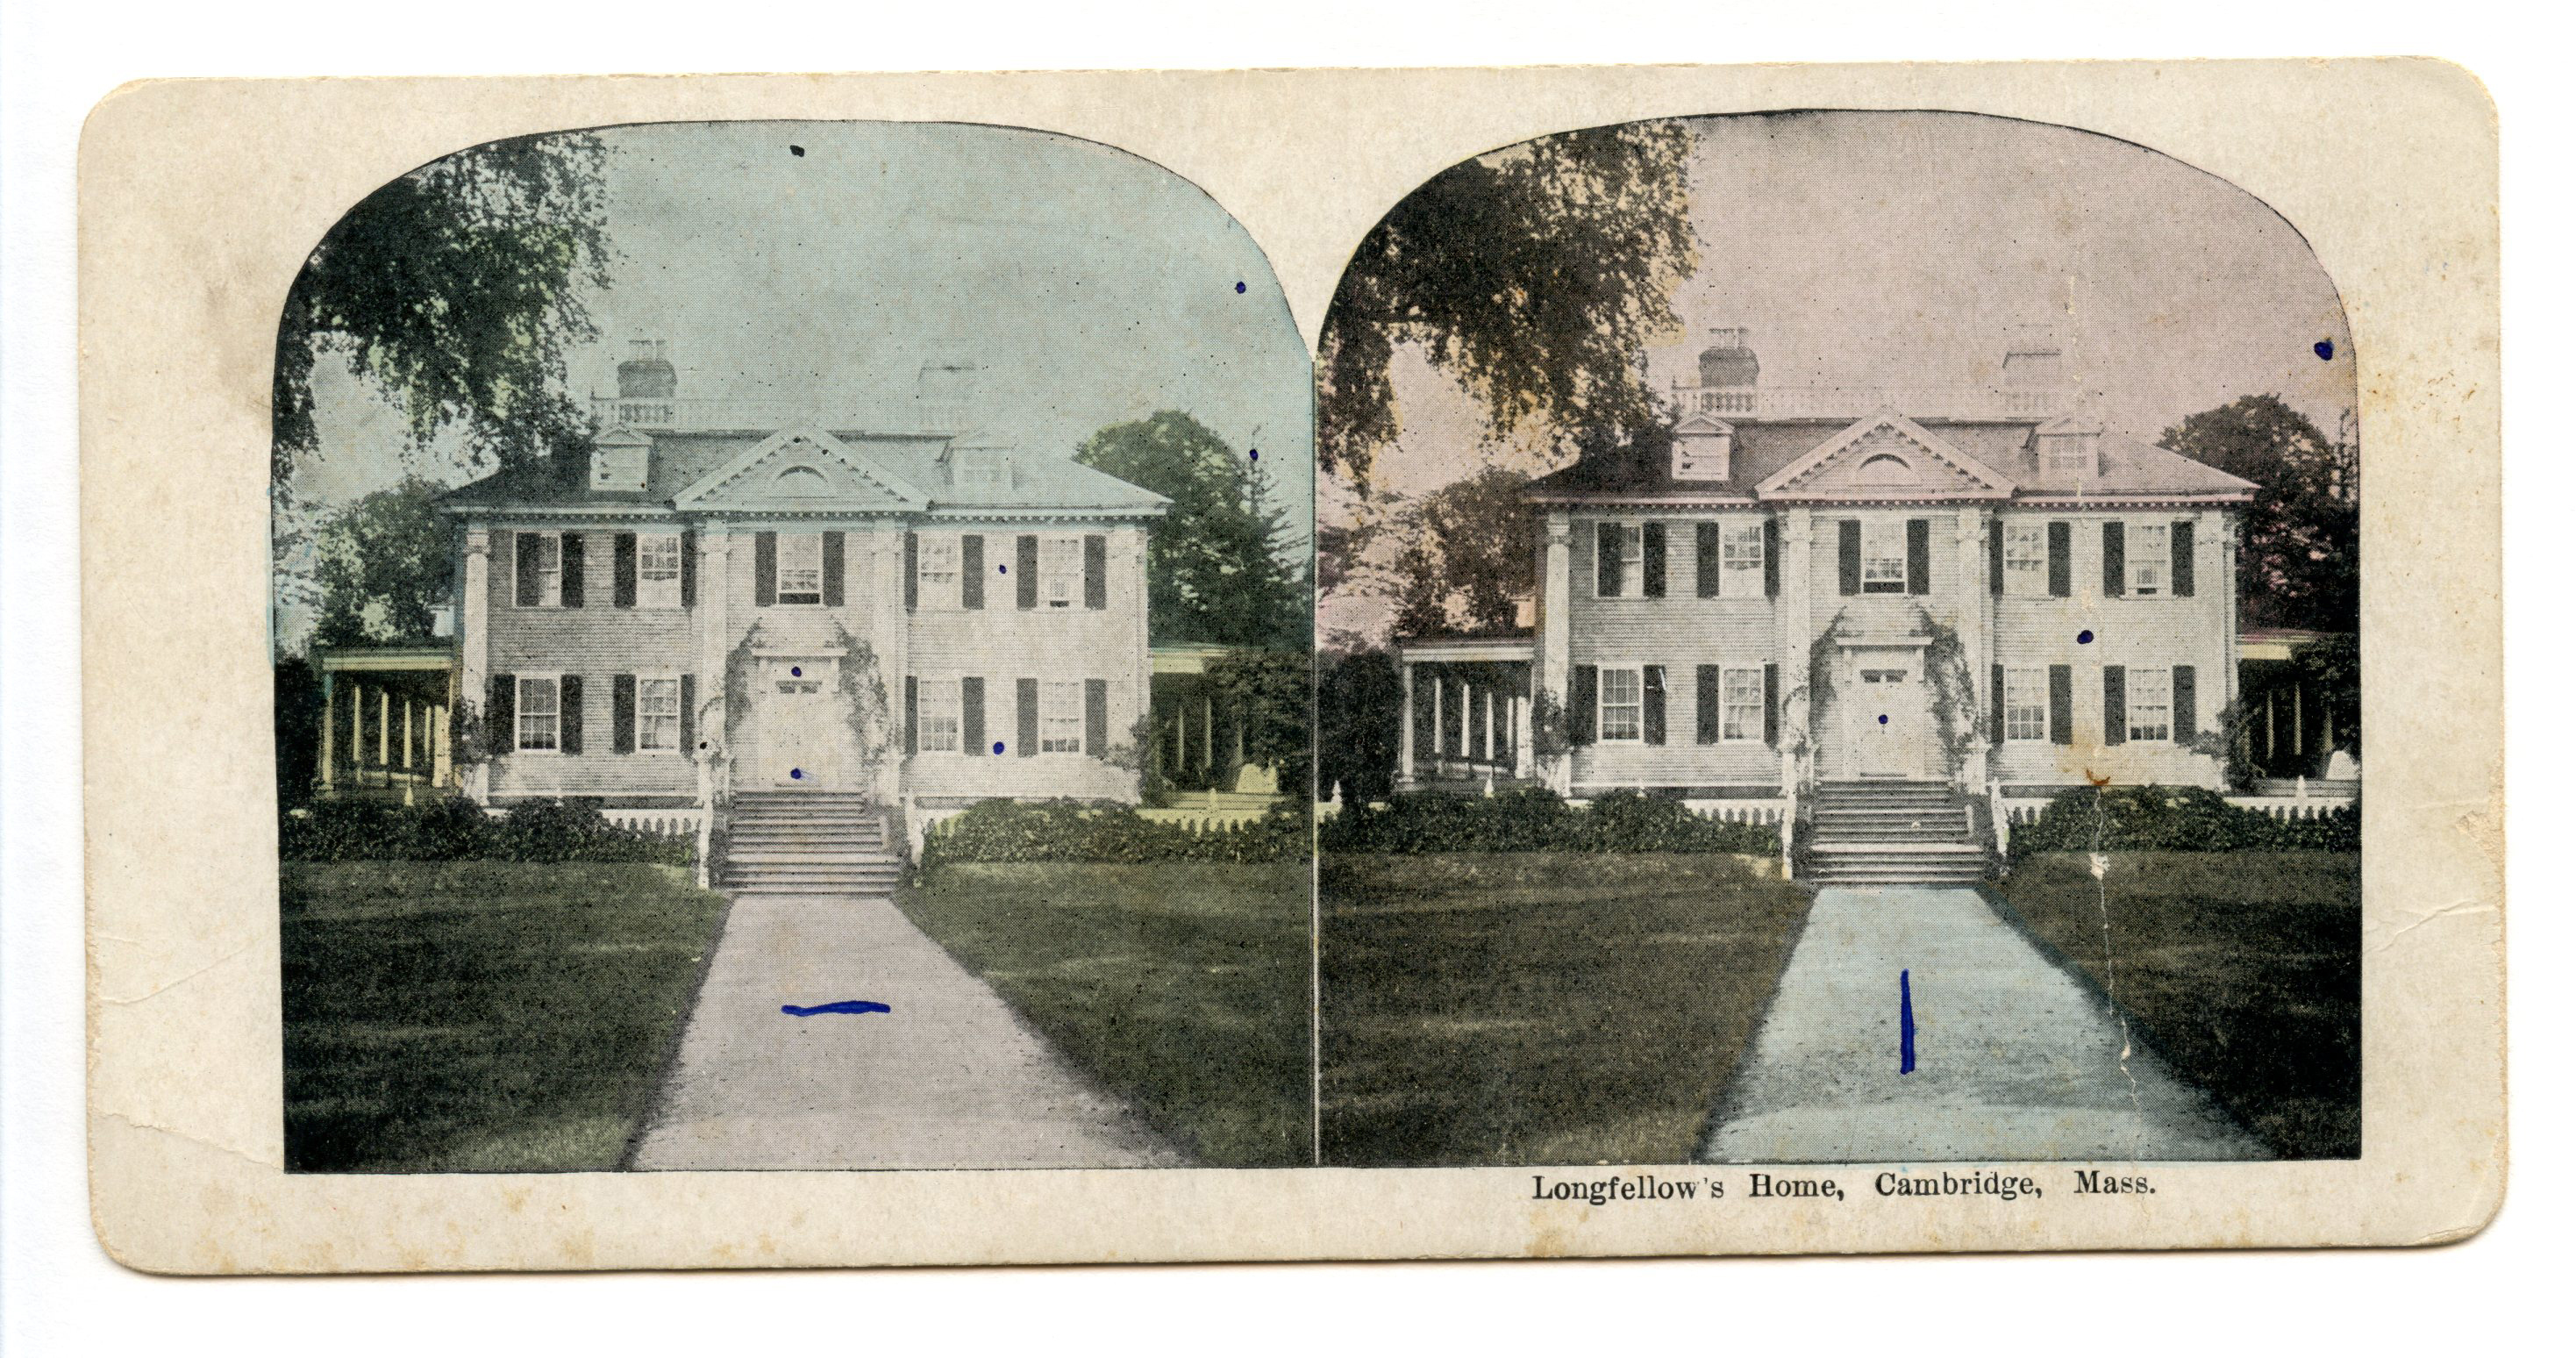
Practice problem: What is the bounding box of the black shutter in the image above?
[680,530,697,608]
[961,677,986,755]
[1837,519,1861,596]
[2048,664,2073,746]
[754,532,778,606]
[613,532,638,608]
[1569,665,1598,745]
[1906,518,1930,596]
[2173,666,2197,743]
[822,531,846,607]
[1595,523,1623,597]
[2102,522,2126,597]
[1695,665,1721,745]
[961,534,984,610]
[2102,665,2127,746]
[2047,522,2072,597]
[1763,516,1780,597]
[1642,666,1666,746]
[515,532,541,607]
[1085,678,1108,755]
[2172,519,2196,597]
[1084,535,1108,610]
[612,674,636,754]
[1989,518,2004,596]
[1017,535,1038,610]
[559,675,584,754]
[1696,523,1722,597]
[903,531,919,611]
[1017,677,1038,756]
[1764,663,1780,747]
[489,673,517,749]
[560,532,585,608]
[1642,524,1666,599]
[1991,665,2006,747]
[905,675,918,755]
[679,674,696,754]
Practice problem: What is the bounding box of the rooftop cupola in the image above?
[617,339,677,399]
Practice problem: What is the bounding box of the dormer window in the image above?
[953,450,1011,491]
[1670,418,1734,482]
[589,434,652,492]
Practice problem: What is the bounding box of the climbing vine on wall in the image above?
[1788,611,1852,761]
[1916,608,1980,778]
[718,619,766,756]
[827,622,896,771]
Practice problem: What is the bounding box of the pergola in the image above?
[316,644,459,803]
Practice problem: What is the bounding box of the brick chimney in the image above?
[617,340,676,399]
[2001,323,2065,396]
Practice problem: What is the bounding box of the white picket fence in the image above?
[602,807,707,839]
[1997,782,2356,828]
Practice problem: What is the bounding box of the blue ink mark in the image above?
[1234,281,1246,294]
[997,563,1007,574]
[791,665,803,676]
[1900,969,1916,1074]
[1248,447,1259,462]
[1878,713,1888,725]
[790,768,803,780]
[781,1000,890,1018]
[992,740,1005,754]
[2077,629,2094,645]
[2315,340,2334,361]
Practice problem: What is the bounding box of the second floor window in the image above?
[2003,521,2048,597]
[2128,668,2173,742]
[918,535,960,609]
[1598,667,1643,741]
[917,678,961,753]
[1041,680,1083,752]
[1722,522,1764,591]
[2128,523,2169,597]
[1597,523,1645,597]
[517,675,560,752]
[776,533,823,604]
[1041,536,1082,609]
[639,532,682,609]
[2003,668,2048,741]
[639,676,681,751]
[522,533,562,607]
[1861,520,1907,594]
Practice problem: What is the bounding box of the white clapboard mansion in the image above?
[1393,327,2266,883]
[430,345,1167,885]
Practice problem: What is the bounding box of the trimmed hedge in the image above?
[1318,788,1782,856]
[281,797,694,865]
[919,797,1310,870]
[2008,785,2358,861]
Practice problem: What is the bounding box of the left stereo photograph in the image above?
[269,119,1317,1173]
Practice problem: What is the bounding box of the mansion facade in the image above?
[1396,328,2259,804]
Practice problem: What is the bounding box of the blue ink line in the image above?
[781,1000,892,1018]
[1900,969,1916,1074]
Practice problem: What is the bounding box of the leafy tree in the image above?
[2160,395,2359,632]
[1317,121,1698,489]
[311,477,453,647]
[1388,542,1449,639]
[1396,467,1538,633]
[1075,411,1309,651]
[1317,647,1402,804]
[274,132,615,482]
[2292,633,2362,758]
[1203,652,1315,797]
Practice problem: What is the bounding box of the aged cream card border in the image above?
[82,60,2501,1271]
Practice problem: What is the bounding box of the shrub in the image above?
[2007,784,2358,862]
[919,798,1310,872]
[1317,787,1781,856]
[280,797,692,865]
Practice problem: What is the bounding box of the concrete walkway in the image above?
[632,894,1181,1170]
[1699,886,2267,1163]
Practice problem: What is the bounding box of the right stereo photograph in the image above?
[1313,109,2360,1169]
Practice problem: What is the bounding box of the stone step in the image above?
[724,871,904,889]
[1809,840,1983,854]
[726,851,899,864]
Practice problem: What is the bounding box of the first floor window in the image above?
[1861,519,1907,593]
[2128,523,2169,597]
[2127,668,2173,743]
[639,532,682,609]
[1041,680,1083,752]
[1041,536,1082,609]
[2004,668,2048,742]
[1721,667,1763,742]
[517,675,560,751]
[1722,521,1765,591]
[776,532,823,604]
[918,534,960,608]
[918,678,961,752]
[2003,521,2048,597]
[1599,668,1643,741]
[639,676,680,751]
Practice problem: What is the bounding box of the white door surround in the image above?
[756,654,847,789]
[1844,644,1931,780]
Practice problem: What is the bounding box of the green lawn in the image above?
[893,861,1312,1168]
[1322,853,1811,1167]
[1990,851,2362,1159]
[282,861,728,1173]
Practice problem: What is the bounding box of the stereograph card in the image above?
[79,60,2501,1270]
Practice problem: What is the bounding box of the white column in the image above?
[2216,509,2240,711]
[432,704,451,789]
[1398,658,1416,785]
[1483,682,1497,765]
[1780,508,1815,786]
[460,526,490,803]
[871,525,909,807]
[403,697,416,770]
[696,527,732,802]
[378,688,390,769]
[318,669,336,791]
[1539,515,1572,747]
[1430,668,1444,772]
[1513,690,1532,779]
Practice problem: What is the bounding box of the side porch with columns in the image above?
[1393,633,1537,792]
[314,644,460,804]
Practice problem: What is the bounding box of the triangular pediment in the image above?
[1755,408,2016,501]
[1673,411,1735,436]
[674,427,930,511]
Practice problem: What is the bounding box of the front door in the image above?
[1852,653,1930,778]
[761,657,842,788]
